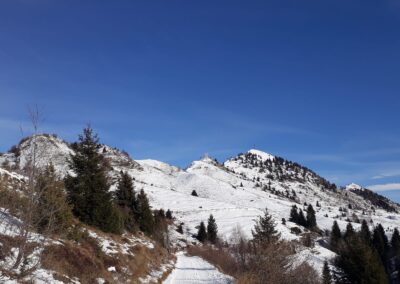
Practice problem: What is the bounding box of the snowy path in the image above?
[163,252,233,284]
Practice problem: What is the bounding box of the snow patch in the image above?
[248,149,275,161]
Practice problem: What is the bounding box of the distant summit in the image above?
[247,149,275,161]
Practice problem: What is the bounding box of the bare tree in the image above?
[0,106,71,279]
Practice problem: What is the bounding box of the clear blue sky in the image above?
[1,1,400,201]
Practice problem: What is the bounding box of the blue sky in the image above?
[1,1,400,200]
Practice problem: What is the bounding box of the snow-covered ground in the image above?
[2,134,400,275]
[163,252,233,284]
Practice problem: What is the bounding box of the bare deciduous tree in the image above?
[0,106,71,279]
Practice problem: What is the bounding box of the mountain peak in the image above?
[247,149,275,161]
[346,183,363,190]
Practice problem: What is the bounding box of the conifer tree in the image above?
[344,223,355,240]
[177,223,184,234]
[197,221,207,242]
[252,208,280,245]
[191,190,198,197]
[65,126,122,234]
[166,209,173,219]
[115,171,136,231]
[289,205,299,223]
[322,260,332,284]
[330,221,341,251]
[360,220,371,244]
[334,234,388,284]
[135,189,155,235]
[391,228,400,257]
[306,204,317,229]
[157,209,165,218]
[115,171,135,209]
[207,214,218,244]
[372,224,389,265]
[298,209,307,227]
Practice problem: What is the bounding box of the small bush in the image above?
[290,227,302,235]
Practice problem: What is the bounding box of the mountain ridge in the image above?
[1,133,400,274]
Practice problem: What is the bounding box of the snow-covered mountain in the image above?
[1,134,400,272]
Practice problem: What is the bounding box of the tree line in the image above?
[65,126,173,239]
[326,219,400,283]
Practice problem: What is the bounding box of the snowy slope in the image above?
[0,134,74,176]
[2,134,400,271]
[163,252,233,284]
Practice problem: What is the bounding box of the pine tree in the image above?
[115,171,136,231]
[372,224,389,265]
[330,221,341,251]
[289,205,299,223]
[306,204,317,229]
[191,190,198,197]
[207,215,218,244]
[115,171,135,209]
[344,223,355,240]
[298,209,307,227]
[157,209,165,218]
[252,208,280,245]
[65,126,122,234]
[334,233,388,284]
[322,260,332,284]
[135,189,155,235]
[391,228,400,283]
[177,223,184,234]
[391,228,400,257]
[166,209,173,219]
[360,220,371,244]
[197,221,207,242]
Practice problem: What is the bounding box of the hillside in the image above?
[1,134,400,281]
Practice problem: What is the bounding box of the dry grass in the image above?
[41,239,112,283]
[41,229,172,284]
[0,234,39,279]
[187,245,239,276]
[187,241,321,284]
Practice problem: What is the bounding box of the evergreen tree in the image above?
[344,223,355,240]
[289,205,299,223]
[166,209,173,219]
[135,189,155,235]
[391,228,400,257]
[115,171,135,209]
[252,208,280,245]
[360,220,372,244]
[306,204,317,229]
[115,171,136,231]
[298,209,307,227]
[65,126,122,234]
[207,214,218,244]
[156,209,165,218]
[334,234,388,284]
[322,260,332,284]
[391,228,400,283]
[330,221,342,251]
[177,223,184,234]
[191,190,198,197]
[197,221,207,242]
[372,224,389,266]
